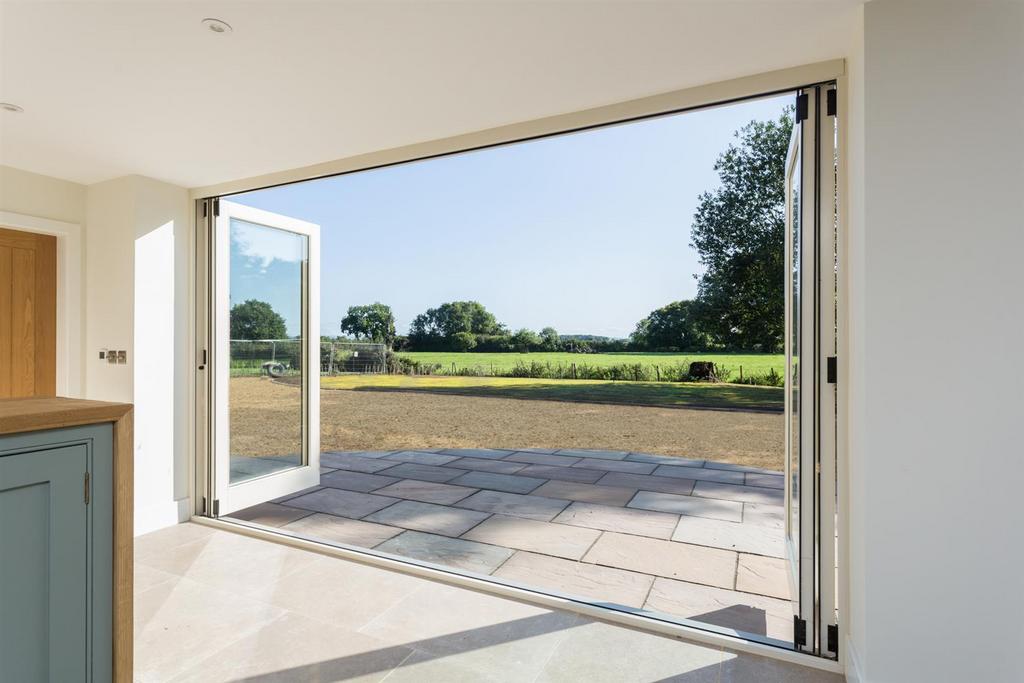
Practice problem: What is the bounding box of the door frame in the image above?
[188,60,848,668]
[0,211,83,397]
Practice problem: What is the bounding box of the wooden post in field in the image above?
[739,366,743,382]
[452,362,456,375]
[656,365,661,382]
[572,363,577,379]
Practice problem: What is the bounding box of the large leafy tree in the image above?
[689,110,792,352]
[230,299,287,340]
[631,300,711,351]
[409,301,505,345]
[340,302,396,348]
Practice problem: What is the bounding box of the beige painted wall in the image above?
[0,165,86,225]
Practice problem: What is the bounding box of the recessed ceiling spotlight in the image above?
[0,103,24,113]
[201,18,232,34]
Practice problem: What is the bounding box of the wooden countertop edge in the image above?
[0,397,134,436]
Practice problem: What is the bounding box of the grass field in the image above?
[396,351,783,377]
[320,374,783,412]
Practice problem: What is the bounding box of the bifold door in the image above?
[784,84,839,658]
[199,199,321,515]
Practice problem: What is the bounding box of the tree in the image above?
[340,303,396,348]
[631,300,711,351]
[689,109,792,352]
[451,331,477,352]
[539,327,560,350]
[409,301,505,347]
[511,328,540,351]
[230,299,287,340]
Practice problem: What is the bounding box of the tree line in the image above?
[232,110,791,354]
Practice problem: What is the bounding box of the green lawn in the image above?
[396,351,783,378]
[321,374,783,412]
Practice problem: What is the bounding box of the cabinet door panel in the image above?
[0,444,89,681]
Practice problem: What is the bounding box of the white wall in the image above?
[84,175,192,535]
[847,2,1024,681]
[0,165,86,225]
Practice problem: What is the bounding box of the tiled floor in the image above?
[229,448,793,642]
[134,523,843,682]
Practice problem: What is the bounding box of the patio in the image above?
[229,448,792,642]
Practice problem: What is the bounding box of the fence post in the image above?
[572,363,577,380]
[739,366,743,382]
[656,365,661,382]
[328,342,335,375]
[271,341,277,363]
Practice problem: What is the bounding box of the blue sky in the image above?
[230,94,791,339]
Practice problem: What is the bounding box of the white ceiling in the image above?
[0,1,860,189]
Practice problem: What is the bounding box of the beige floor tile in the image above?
[553,501,679,539]
[536,620,723,683]
[228,501,313,527]
[463,515,601,559]
[279,512,403,548]
[373,479,478,505]
[735,554,790,599]
[134,575,286,682]
[375,530,514,574]
[672,515,786,557]
[169,612,410,683]
[134,522,215,562]
[134,528,320,599]
[720,650,846,683]
[583,532,736,588]
[743,503,785,528]
[263,556,424,630]
[531,480,637,506]
[133,563,178,593]
[494,551,653,607]
[361,580,580,681]
[629,490,744,522]
[645,577,794,641]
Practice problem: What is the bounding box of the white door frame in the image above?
[0,211,83,397]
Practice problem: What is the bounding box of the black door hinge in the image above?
[794,616,807,649]
[827,624,839,656]
[202,202,207,218]
[826,89,837,117]
[795,93,809,122]
[212,198,220,217]
[827,356,838,384]
[212,499,220,517]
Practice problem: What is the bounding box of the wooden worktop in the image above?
[0,396,133,436]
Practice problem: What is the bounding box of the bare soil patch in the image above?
[230,377,783,470]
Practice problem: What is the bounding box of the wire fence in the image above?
[229,340,387,377]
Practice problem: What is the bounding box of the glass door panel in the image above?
[213,200,320,514]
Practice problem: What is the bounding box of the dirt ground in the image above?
[230,377,784,470]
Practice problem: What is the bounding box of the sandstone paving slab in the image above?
[373,479,478,505]
[455,490,570,522]
[376,530,514,574]
[745,473,785,490]
[530,480,637,507]
[653,464,746,484]
[494,551,654,608]
[570,458,656,474]
[279,513,403,548]
[503,451,582,467]
[282,488,399,520]
[703,461,782,475]
[555,449,629,461]
[442,457,528,475]
[515,464,607,484]
[644,577,794,641]
[553,502,679,540]
[582,532,736,589]
[375,462,467,483]
[319,470,400,493]
[742,503,785,529]
[449,470,547,494]
[438,448,514,460]
[626,452,705,467]
[319,452,398,473]
[463,515,601,560]
[672,515,786,558]
[365,500,491,537]
[383,450,459,466]
[628,491,743,523]
[322,450,394,459]
[229,502,312,527]
[693,481,784,506]
[597,472,696,496]
[735,553,790,599]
